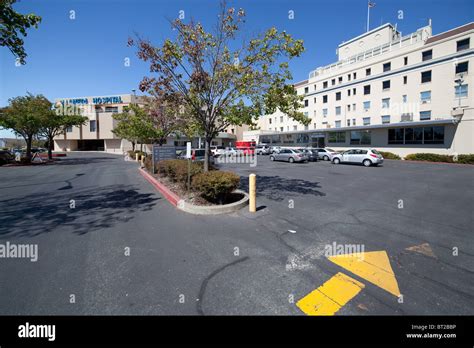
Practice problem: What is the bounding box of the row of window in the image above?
[303,37,470,95]
[66,120,97,133]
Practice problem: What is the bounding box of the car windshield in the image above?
[326,148,335,152]
[293,149,302,153]
[371,149,381,155]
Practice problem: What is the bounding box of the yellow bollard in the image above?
[135,153,139,161]
[141,155,145,166]
[249,173,256,213]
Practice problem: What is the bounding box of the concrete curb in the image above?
[139,168,249,214]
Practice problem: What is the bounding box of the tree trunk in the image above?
[47,136,53,160]
[204,134,212,172]
[25,136,33,162]
[140,143,143,151]
[132,141,136,152]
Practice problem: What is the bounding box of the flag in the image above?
[368,1,376,8]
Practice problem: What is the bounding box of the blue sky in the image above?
[1,0,473,137]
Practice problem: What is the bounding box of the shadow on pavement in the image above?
[239,175,326,201]
[55,156,118,166]
[0,184,159,238]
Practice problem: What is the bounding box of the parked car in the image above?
[300,148,319,162]
[222,147,238,156]
[332,148,384,167]
[0,150,14,165]
[314,148,339,161]
[191,149,215,164]
[270,148,308,163]
[210,146,225,157]
[270,146,281,154]
[256,144,271,155]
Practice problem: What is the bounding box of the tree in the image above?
[39,105,87,160]
[0,93,48,161]
[129,1,307,171]
[1,0,41,64]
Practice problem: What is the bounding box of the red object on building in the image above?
[235,140,256,155]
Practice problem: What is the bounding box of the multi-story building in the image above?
[245,21,474,156]
[54,93,236,152]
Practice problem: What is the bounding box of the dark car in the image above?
[0,150,14,165]
[300,148,319,162]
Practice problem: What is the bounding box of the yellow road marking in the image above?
[296,272,365,315]
[328,251,401,297]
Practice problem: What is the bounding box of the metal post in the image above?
[249,174,256,213]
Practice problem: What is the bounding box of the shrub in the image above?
[456,154,474,165]
[404,153,454,163]
[144,156,153,172]
[192,171,240,204]
[155,159,204,185]
[379,151,401,160]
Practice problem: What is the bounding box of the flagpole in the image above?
[367,1,370,32]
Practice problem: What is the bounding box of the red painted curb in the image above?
[139,168,181,206]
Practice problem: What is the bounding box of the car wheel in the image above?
[270,156,275,161]
[323,155,329,161]
[289,157,294,163]
[333,158,340,164]
[363,159,372,167]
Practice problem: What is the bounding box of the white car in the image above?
[210,146,225,157]
[332,148,384,167]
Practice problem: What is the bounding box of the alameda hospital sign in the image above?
[59,96,124,105]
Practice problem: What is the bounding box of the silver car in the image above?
[270,148,308,163]
[332,148,384,167]
[314,148,339,161]
[256,144,271,155]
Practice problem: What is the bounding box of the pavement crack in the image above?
[197,256,250,315]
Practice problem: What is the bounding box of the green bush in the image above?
[192,171,240,204]
[456,154,474,164]
[144,156,153,172]
[156,159,204,184]
[404,153,454,163]
[379,151,401,160]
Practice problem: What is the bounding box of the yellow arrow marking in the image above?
[296,272,365,315]
[328,250,401,297]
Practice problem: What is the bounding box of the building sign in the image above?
[152,145,176,173]
[59,96,124,105]
[310,132,326,138]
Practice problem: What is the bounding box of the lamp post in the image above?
[454,74,464,108]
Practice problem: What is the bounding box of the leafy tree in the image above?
[0,93,48,160]
[0,0,41,64]
[129,1,307,171]
[39,104,88,160]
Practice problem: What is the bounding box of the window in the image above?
[304,87,309,94]
[455,84,468,98]
[456,61,468,74]
[421,70,432,83]
[338,76,343,84]
[388,128,404,144]
[350,130,371,145]
[314,84,317,91]
[353,88,356,95]
[293,125,298,130]
[331,79,336,85]
[323,81,328,89]
[105,106,118,113]
[352,103,356,111]
[363,101,371,110]
[382,98,390,108]
[89,120,96,132]
[323,95,328,103]
[323,108,328,117]
[383,62,391,72]
[336,92,341,101]
[66,125,73,132]
[328,131,346,143]
[381,115,390,124]
[422,49,432,61]
[420,91,431,103]
[364,85,371,95]
[403,76,408,84]
[382,80,390,90]
[352,119,356,126]
[335,120,341,128]
[314,97,317,103]
[457,38,470,52]
[335,106,341,115]
[404,127,423,144]
[420,110,431,120]
[348,89,351,96]
[366,68,371,76]
[304,99,309,107]
[363,117,370,126]
[353,72,356,79]
[280,127,284,132]
[347,104,351,111]
[347,119,351,126]
[269,118,272,124]
[280,116,284,122]
[404,56,408,65]
[314,123,317,129]
[402,95,407,103]
[347,74,351,81]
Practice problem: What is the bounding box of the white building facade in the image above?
[245,21,474,157]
